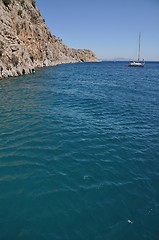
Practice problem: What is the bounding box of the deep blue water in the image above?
[0,61,159,240]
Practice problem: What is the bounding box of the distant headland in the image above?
[0,0,100,79]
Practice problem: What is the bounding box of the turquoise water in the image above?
[0,62,159,240]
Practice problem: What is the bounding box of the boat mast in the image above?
[138,32,141,62]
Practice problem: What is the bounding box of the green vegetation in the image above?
[21,0,25,6]
[16,23,20,35]
[0,40,4,48]
[0,40,5,57]
[32,0,36,8]
[18,9,23,17]
[2,0,11,7]
[31,11,38,23]
[11,54,19,67]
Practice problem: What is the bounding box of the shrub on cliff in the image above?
[21,0,25,6]
[18,9,23,17]
[11,54,19,67]
[0,40,4,49]
[0,40,5,57]
[32,0,36,8]
[2,0,11,7]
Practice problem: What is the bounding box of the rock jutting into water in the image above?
[0,0,100,79]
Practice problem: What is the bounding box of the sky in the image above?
[36,0,159,61]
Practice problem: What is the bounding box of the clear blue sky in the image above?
[36,0,159,61]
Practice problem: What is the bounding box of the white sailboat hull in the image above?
[128,61,144,67]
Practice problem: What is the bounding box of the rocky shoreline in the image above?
[0,0,100,79]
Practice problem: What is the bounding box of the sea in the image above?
[0,61,159,240]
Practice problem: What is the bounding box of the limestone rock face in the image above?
[0,0,100,79]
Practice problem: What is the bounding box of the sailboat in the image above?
[128,32,145,67]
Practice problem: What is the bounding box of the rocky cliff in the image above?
[0,0,100,79]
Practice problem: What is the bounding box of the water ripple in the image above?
[0,62,159,239]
